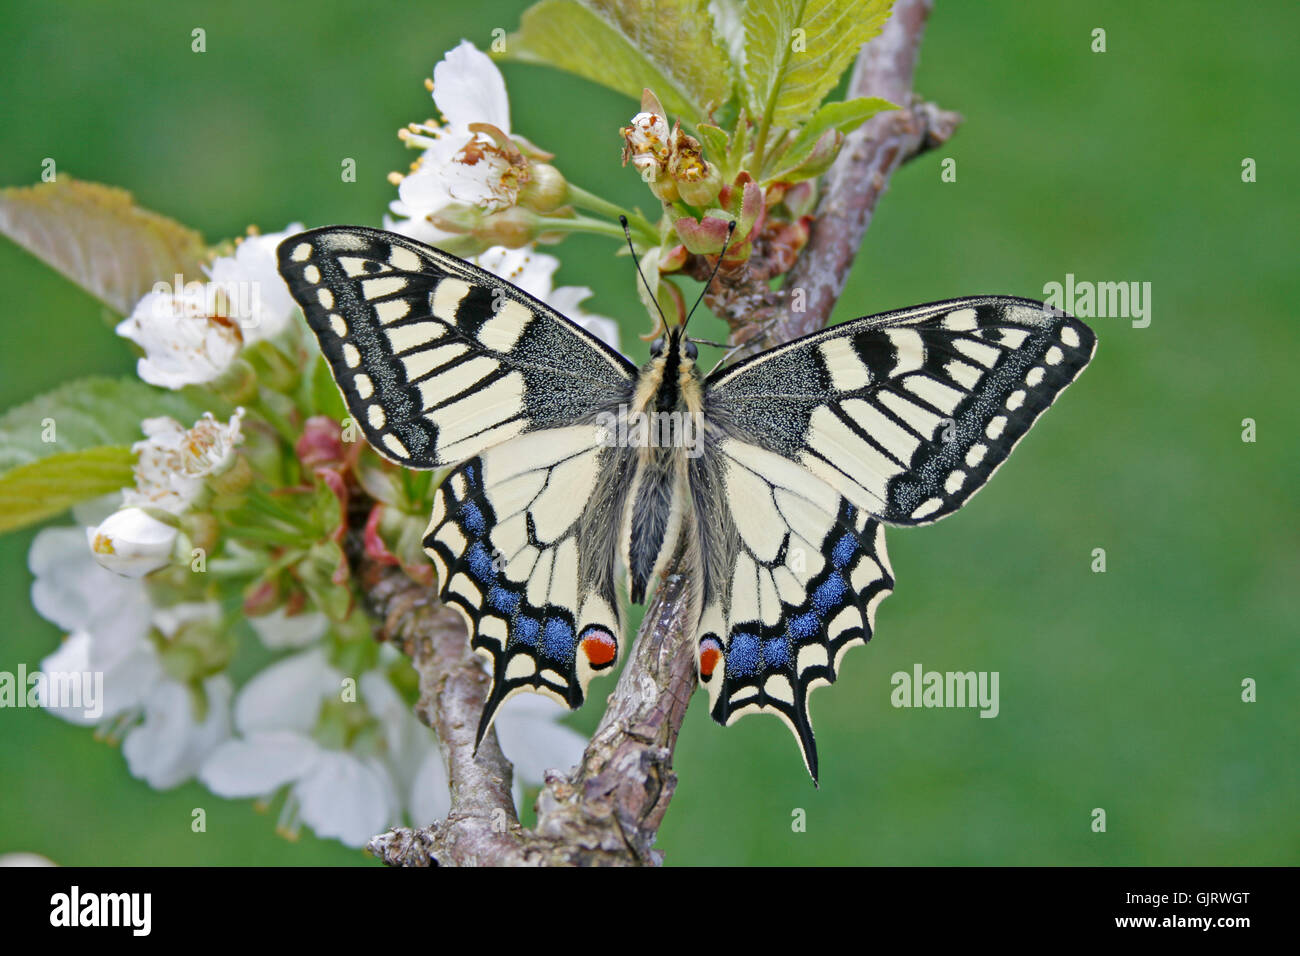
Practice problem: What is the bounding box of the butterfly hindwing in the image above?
[277,226,635,469]
[706,296,1096,525]
[691,438,894,781]
[423,425,629,742]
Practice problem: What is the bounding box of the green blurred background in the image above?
[0,0,1295,865]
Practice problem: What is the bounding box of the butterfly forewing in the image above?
[276,226,635,468]
[706,296,1097,525]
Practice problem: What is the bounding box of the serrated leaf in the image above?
[744,0,893,128]
[696,123,731,162]
[504,0,733,120]
[0,178,208,316]
[765,96,896,180]
[765,129,840,183]
[0,376,205,473]
[785,96,895,161]
[0,446,135,534]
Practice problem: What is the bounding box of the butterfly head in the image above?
[636,323,705,417]
[648,325,699,363]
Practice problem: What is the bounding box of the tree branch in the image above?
[367,0,953,867]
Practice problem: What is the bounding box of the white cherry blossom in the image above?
[31,528,232,786]
[123,410,245,515]
[388,41,522,243]
[117,224,302,389]
[86,507,177,578]
[116,285,242,389]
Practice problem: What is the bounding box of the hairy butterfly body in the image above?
[278,225,1096,782]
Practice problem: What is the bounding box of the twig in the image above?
[367,0,952,866]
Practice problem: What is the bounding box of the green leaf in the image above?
[0,377,205,473]
[784,96,895,162]
[744,0,893,129]
[696,123,731,162]
[765,95,897,180]
[504,0,734,120]
[0,177,208,317]
[0,446,135,534]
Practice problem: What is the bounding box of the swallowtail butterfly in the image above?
[278,226,1095,781]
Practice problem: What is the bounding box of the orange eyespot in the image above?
[699,640,723,679]
[580,629,617,668]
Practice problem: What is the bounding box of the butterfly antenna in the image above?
[683,221,737,329]
[620,215,668,331]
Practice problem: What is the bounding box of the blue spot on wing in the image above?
[466,542,495,582]
[727,633,760,677]
[788,612,820,640]
[762,637,791,668]
[488,586,519,614]
[512,616,540,647]
[543,617,575,659]
[813,573,847,613]
[461,501,486,536]
[831,532,857,569]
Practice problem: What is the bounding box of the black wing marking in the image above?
[277,225,635,468]
[706,297,1096,525]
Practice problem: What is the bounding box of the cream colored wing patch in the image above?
[277,226,635,469]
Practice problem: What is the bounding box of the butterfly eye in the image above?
[683,340,699,360]
[650,337,666,357]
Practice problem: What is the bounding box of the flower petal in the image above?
[406,746,451,825]
[248,608,330,650]
[494,694,587,785]
[294,752,398,848]
[28,527,152,660]
[86,508,177,578]
[473,245,558,301]
[433,40,510,132]
[234,647,337,735]
[199,730,320,796]
[122,675,232,789]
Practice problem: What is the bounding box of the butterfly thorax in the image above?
[620,330,706,604]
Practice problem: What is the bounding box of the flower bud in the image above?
[517,163,569,213]
[429,201,484,234]
[473,205,542,248]
[87,508,178,578]
[675,159,722,207]
[207,453,253,497]
[296,415,346,470]
[241,339,299,394]
[153,605,233,681]
[211,357,259,405]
